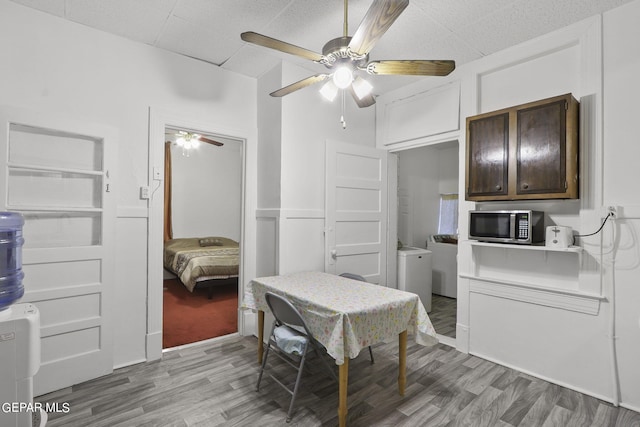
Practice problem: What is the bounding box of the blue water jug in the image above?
[0,212,25,311]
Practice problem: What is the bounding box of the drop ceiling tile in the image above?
[221,45,284,78]
[65,0,178,45]
[172,0,289,37]
[156,15,243,65]
[9,0,65,17]
[524,0,635,24]
[413,0,514,32]
[264,0,372,54]
[456,0,634,56]
[365,3,453,60]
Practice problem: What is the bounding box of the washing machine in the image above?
[397,247,432,312]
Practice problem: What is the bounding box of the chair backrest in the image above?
[339,272,367,282]
[265,292,312,334]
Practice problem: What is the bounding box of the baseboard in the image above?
[469,350,615,405]
[436,334,456,348]
[162,333,241,353]
[620,401,640,414]
[113,358,146,370]
[242,309,257,337]
[146,331,162,361]
[456,323,469,353]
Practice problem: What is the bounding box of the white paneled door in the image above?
[325,140,388,285]
[0,108,116,396]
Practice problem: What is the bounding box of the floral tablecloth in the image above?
[244,271,438,365]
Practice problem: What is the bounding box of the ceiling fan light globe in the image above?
[333,66,353,89]
[319,80,339,101]
[352,77,373,99]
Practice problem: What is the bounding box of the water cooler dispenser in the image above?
[0,212,43,427]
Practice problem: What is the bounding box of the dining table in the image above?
[244,271,438,427]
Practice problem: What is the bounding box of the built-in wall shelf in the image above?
[464,239,598,313]
[469,240,582,253]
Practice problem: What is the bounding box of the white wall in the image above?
[603,0,640,409]
[257,62,376,276]
[0,1,256,368]
[170,140,242,241]
[458,14,614,405]
[257,64,283,211]
[377,1,640,412]
[279,62,377,211]
[397,143,459,248]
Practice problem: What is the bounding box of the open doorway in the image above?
[162,127,242,348]
[396,141,459,341]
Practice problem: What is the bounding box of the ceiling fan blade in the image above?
[270,74,330,97]
[348,84,376,108]
[366,60,455,76]
[241,31,325,62]
[348,0,409,56]
[197,136,224,146]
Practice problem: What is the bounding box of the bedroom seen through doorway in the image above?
[162,127,243,348]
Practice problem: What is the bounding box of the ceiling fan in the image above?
[166,130,224,156]
[241,0,455,108]
[166,131,224,147]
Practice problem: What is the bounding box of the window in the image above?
[437,194,459,235]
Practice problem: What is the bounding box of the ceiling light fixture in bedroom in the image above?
[175,132,200,157]
[166,130,225,157]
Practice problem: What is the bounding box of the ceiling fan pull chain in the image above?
[341,90,347,129]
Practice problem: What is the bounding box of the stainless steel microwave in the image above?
[469,210,544,244]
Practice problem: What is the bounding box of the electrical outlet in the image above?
[599,205,619,218]
[140,186,150,200]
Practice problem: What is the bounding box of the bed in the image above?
[163,236,239,297]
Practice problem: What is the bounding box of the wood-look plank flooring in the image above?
[430,294,457,338]
[37,335,640,426]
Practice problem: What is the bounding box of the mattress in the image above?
[164,237,239,292]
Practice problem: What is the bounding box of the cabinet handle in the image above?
[495,185,502,191]
[522,183,529,190]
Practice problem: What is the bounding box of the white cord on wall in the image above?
[606,214,621,406]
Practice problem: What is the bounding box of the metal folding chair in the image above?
[256,292,337,423]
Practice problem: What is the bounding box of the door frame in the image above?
[147,107,257,360]
[389,139,460,349]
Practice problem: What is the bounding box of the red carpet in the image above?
[162,278,238,348]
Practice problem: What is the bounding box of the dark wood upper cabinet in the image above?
[467,113,509,198]
[466,94,579,201]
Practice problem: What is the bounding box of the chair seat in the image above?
[273,325,308,356]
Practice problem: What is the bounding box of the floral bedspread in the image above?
[244,271,438,365]
[164,237,239,291]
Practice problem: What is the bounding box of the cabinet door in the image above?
[466,113,509,199]
[516,100,567,195]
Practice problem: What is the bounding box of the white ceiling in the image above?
[10,0,633,96]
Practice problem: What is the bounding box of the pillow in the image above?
[199,237,224,247]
